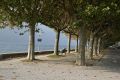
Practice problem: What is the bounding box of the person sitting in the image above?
[61,48,67,55]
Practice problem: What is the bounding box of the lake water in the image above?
[0,24,76,54]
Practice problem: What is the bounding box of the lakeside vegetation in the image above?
[0,0,120,66]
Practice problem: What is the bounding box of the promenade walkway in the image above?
[0,49,120,80]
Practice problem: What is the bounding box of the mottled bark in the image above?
[27,25,35,61]
[94,37,98,56]
[97,38,101,54]
[75,36,79,52]
[89,32,94,59]
[67,33,71,53]
[76,27,87,66]
[86,39,90,52]
[54,30,60,55]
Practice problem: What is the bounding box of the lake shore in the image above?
[0,49,75,60]
[0,51,54,60]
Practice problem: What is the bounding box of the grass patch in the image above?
[47,54,65,58]
[21,59,44,62]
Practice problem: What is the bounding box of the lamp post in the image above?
[37,38,42,52]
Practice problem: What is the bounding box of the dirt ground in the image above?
[0,49,120,80]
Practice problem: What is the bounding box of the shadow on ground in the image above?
[91,49,120,73]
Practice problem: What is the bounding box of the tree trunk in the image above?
[54,30,60,55]
[27,25,35,61]
[100,39,104,52]
[75,36,79,52]
[86,39,90,52]
[76,27,87,66]
[89,32,94,59]
[94,37,98,56]
[97,38,101,54]
[67,33,71,53]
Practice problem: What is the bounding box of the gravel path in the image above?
[0,50,120,80]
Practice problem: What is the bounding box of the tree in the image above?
[40,0,72,55]
[0,0,47,61]
[73,0,120,65]
[67,33,71,53]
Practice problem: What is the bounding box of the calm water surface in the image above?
[0,24,76,54]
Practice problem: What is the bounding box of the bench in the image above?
[61,48,67,55]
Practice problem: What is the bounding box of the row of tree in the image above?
[0,0,120,66]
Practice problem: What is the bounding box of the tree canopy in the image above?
[0,0,120,65]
